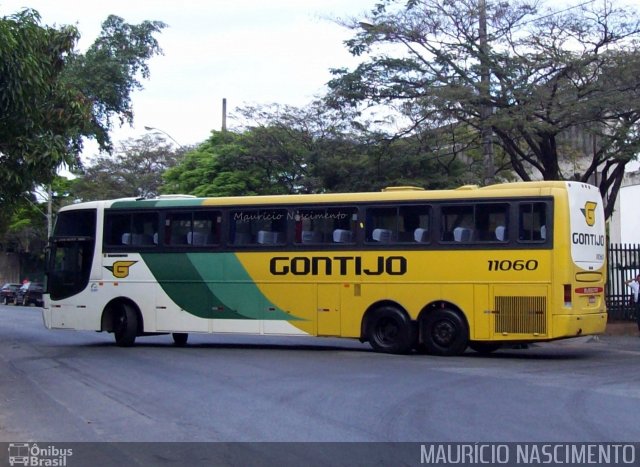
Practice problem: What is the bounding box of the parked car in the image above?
[15,282,44,307]
[1,283,21,305]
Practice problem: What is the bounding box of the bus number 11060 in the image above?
[487,259,539,271]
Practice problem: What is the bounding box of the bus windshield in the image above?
[47,210,96,300]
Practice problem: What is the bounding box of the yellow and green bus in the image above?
[44,180,607,355]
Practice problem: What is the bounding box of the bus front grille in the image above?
[494,296,547,335]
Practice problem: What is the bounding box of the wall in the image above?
[0,253,20,284]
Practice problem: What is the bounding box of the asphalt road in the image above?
[1,304,640,447]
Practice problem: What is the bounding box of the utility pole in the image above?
[47,185,53,239]
[222,98,227,132]
[479,0,495,185]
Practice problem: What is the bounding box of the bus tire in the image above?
[367,306,415,354]
[469,342,501,354]
[172,333,188,346]
[422,308,468,356]
[114,304,138,347]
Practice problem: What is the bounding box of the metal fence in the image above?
[607,243,640,321]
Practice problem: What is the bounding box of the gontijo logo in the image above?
[581,201,597,227]
[105,260,137,278]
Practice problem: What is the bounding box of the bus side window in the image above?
[329,208,357,244]
[366,207,396,242]
[295,209,328,244]
[401,205,430,243]
[104,213,131,246]
[230,209,287,246]
[441,205,473,242]
[130,212,158,247]
[474,203,508,242]
[518,203,548,242]
[519,202,547,242]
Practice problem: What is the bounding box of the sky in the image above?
[1,0,375,152]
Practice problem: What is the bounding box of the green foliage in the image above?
[162,103,466,197]
[62,15,166,151]
[0,9,89,203]
[162,131,262,197]
[71,135,182,201]
[0,8,165,206]
[3,198,47,254]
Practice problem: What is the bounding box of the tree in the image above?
[0,9,165,206]
[163,102,467,197]
[328,0,640,219]
[71,135,182,201]
[162,131,261,197]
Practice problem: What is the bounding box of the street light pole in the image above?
[479,0,495,186]
[144,126,183,148]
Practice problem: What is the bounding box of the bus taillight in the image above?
[564,284,572,307]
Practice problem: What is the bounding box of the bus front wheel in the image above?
[113,304,138,347]
[422,308,468,356]
[367,306,415,354]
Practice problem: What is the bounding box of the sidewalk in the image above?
[605,321,639,336]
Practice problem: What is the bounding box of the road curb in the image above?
[605,321,638,336]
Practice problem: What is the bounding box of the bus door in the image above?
[489,285,549,339]
[317,284,341,336]
[47,237,96,329]
[473,284,491,340]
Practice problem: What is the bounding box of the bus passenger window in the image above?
[440,205,473,242]
[295,207,357,245]
[365,205,430,244]
[129,212,157,247]
[166,212,191,245]
[366,207,395,242]
[401,205,430,243]
[104,213,131,246]
[230,209,287,246]
[519,202,547,242]
[474,203,508,242]
[104,212,157,248]
[192,211,220,245]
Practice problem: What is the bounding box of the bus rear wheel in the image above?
[113,304,138,347]
[367,306,415,354]
[422,308,468,356]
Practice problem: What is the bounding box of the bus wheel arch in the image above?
[362,301,416,354]
[101,298,143,347]
[418,302,469,356]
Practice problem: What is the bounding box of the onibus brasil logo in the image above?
[8,443,73,466]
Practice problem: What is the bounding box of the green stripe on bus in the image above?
[111,199,205,209]
[140,252,300,321]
